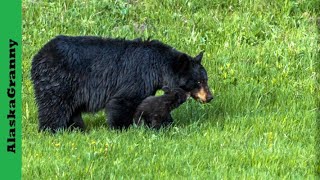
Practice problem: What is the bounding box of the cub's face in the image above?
[174,52,213,103]
[172,88,189,104]
[162,86,189,105]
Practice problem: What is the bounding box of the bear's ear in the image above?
[162,86,171,94]
[194,51,204,63]
[173,53,190,73]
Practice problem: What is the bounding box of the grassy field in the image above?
[22,0,319,179]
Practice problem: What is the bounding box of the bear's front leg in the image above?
[106,98,138,129]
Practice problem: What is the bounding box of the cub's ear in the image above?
[173,53,190,73]
[162,86,171,94]
[194,51,204,63]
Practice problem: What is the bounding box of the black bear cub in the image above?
[134,87,189,129]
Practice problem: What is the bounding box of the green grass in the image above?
[22,0,319,179]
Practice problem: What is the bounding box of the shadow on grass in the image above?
[83,112,108,132]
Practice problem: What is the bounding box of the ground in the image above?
[22,0,319,179]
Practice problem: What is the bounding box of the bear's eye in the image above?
[197,81,201,84]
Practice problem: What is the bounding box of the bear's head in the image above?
[171,51,213,103]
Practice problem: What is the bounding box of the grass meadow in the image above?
[22,0,319,179]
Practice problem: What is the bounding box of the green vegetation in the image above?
[22,0,319,179]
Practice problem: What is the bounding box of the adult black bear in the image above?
[31,35,213,132]
[134,86,189,129]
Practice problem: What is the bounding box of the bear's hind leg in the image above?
[38,102,72,133]
[67,111,85,131]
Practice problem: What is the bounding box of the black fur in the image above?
[31,35,212,132]
[134,87,188,129]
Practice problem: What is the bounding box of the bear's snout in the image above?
[191,85,213,103]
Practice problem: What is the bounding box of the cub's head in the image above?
[162,86,189,105]
[172,51,213,103]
